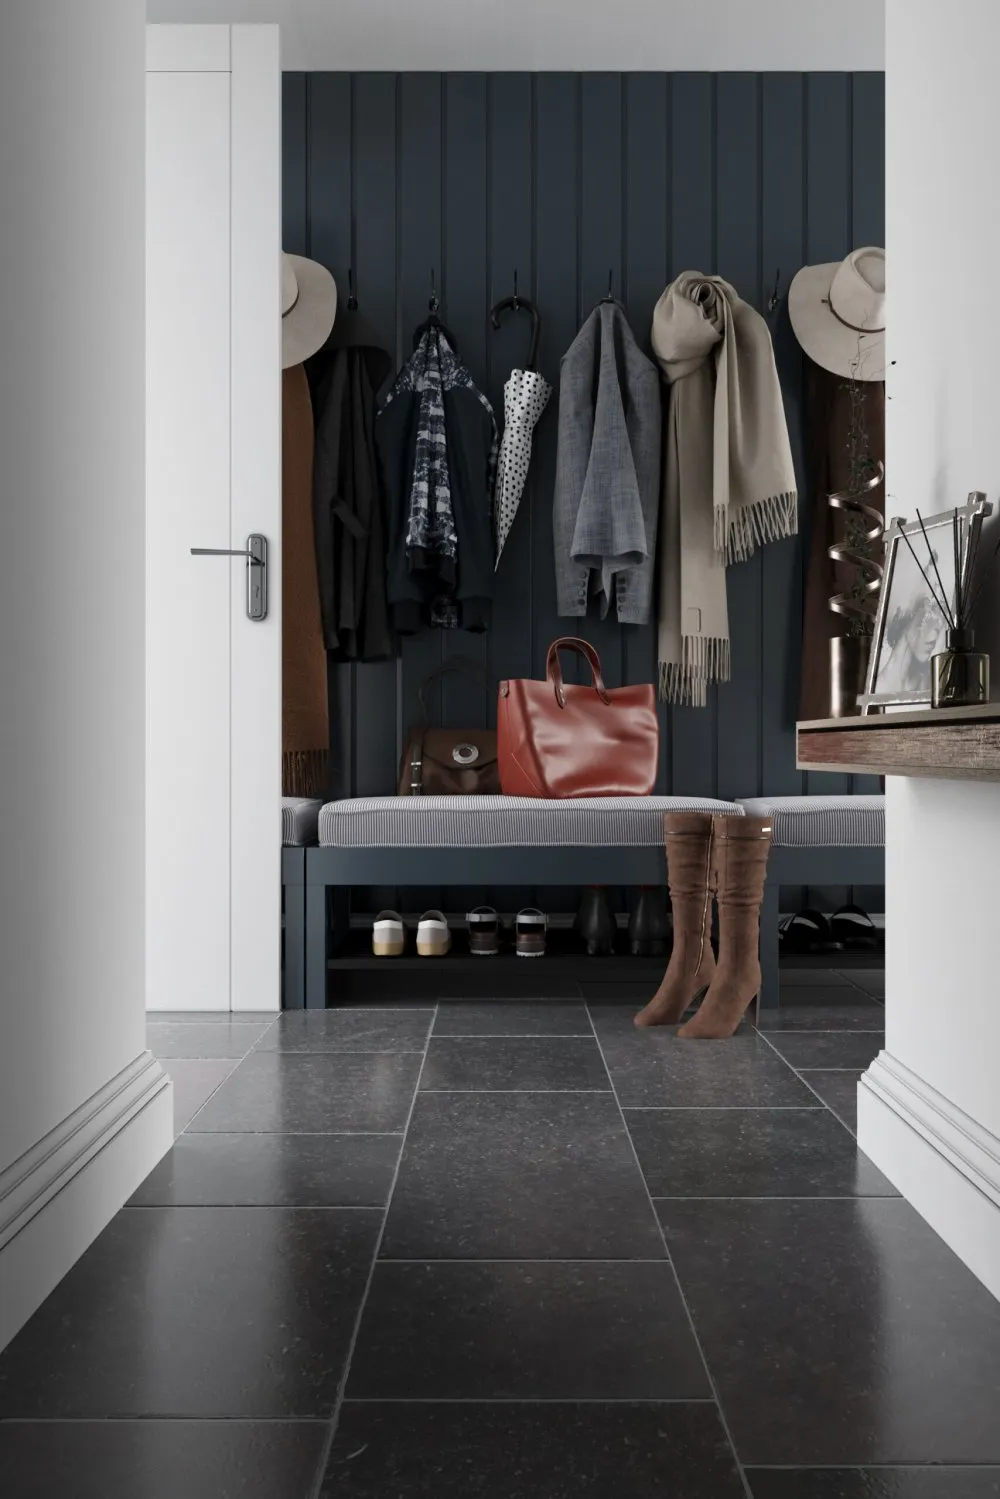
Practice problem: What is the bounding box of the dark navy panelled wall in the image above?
[283,71,885,909]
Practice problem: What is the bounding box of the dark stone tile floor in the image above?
[2,973,1000,1497]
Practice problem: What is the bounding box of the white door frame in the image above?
[146,24,281,1013]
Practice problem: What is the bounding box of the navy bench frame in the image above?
[283,843,884,1010]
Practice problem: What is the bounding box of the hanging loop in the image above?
[489,274,542,371]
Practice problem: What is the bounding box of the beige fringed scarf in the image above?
[651,272,798,706]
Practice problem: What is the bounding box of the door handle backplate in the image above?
[190,533,268,621]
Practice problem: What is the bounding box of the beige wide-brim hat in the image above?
[788,245,885,381]
[282,252,337,369]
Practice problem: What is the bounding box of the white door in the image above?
[146,24,281,1012]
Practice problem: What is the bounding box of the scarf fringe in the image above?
[715,490,798,564]
[658,636,731,707]
[282,749,328,799]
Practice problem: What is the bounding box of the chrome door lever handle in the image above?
[190,533,268,621]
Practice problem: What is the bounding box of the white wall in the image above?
[146,0,885,71]
[0,0,171,1347]
[858,0,1000,1300]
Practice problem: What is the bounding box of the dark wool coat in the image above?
[376,326,498,634]
[309,309,393,663]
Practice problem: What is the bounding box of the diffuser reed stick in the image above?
[897,521,954,630]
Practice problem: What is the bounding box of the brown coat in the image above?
[798,361,886,721]
[282,364,329,797]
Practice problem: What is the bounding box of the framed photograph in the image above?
[859,495,991,714]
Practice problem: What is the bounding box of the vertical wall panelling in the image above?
[396,73,445,915]
[624,72,671,794]
[485,73,535,913]
[282,74,308,256]
[760,72,808,911]
[576,73,626,695]
[350,73,400,814]
[442,72,492,914]
[803,72,854,806]
[715,73,763,801]
[488,74,535,692]
[282,71,885,915]
[533,73,581,916]
[668,73,719,797]
[307,74,355,801]
[351,74,400,914]
[760,74,807,801]
[441,72,490,733]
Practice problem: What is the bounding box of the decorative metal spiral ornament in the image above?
[827,459,885,627]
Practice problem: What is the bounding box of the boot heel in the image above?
[630,939,668,958]
[586,939,613,957]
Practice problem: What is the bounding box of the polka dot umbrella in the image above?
[490,286,552,567]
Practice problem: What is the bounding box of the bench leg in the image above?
[758,879,780,1010]
[282,852,306,1010]
[305,878,329,1010]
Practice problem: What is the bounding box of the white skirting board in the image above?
[0,1053,173,1350]
[859,1051,1000,1304]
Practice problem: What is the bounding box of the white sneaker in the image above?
[417,910,452,958]
[372,910,405,958]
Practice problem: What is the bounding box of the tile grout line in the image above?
[583,1002,755,1499]
[176,1058,245,1136]
[305,1001,438,1499]
[336,1396,724,1406]
[753,1030,862,1138]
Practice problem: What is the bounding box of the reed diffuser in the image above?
[899,495,995,709]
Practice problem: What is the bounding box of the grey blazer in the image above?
[553,302,662,624]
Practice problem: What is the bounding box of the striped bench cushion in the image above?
[318,795,744,849]
[281,797,323,847]
[738,795,885,848]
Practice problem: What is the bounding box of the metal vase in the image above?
[829,635,871,717]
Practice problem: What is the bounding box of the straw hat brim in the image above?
[788,260,885,382]
[282,254,337,369]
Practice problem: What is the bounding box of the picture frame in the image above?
[858,494,991,714]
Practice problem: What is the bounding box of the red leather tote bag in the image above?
[498,637,659,798]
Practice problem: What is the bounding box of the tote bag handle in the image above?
[544,637,611,709]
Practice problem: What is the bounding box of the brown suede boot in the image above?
[634,813,716,1028]
[677,815,773,1039]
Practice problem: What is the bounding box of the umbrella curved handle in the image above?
[489,294,542,371]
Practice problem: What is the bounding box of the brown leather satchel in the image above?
[398,659,500,796]
[497,637,659,798]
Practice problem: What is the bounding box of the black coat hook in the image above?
[347,267,357,311]
[429,267,439,314]
[601,269,616,303]
[767,267,782,313]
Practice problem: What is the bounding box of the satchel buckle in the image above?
[451,743,480,766]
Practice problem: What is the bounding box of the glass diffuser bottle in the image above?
[931,627,990,709]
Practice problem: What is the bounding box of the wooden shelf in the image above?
[797,703,1000,782]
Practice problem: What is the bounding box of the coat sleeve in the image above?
[311,357,344,651]
[552,325,595,618]
[570,323,649,621]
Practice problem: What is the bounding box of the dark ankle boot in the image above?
[635,813,716,1028]
[574,887,616,957]
[678,814,773,1039]
[629,887,672,957]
